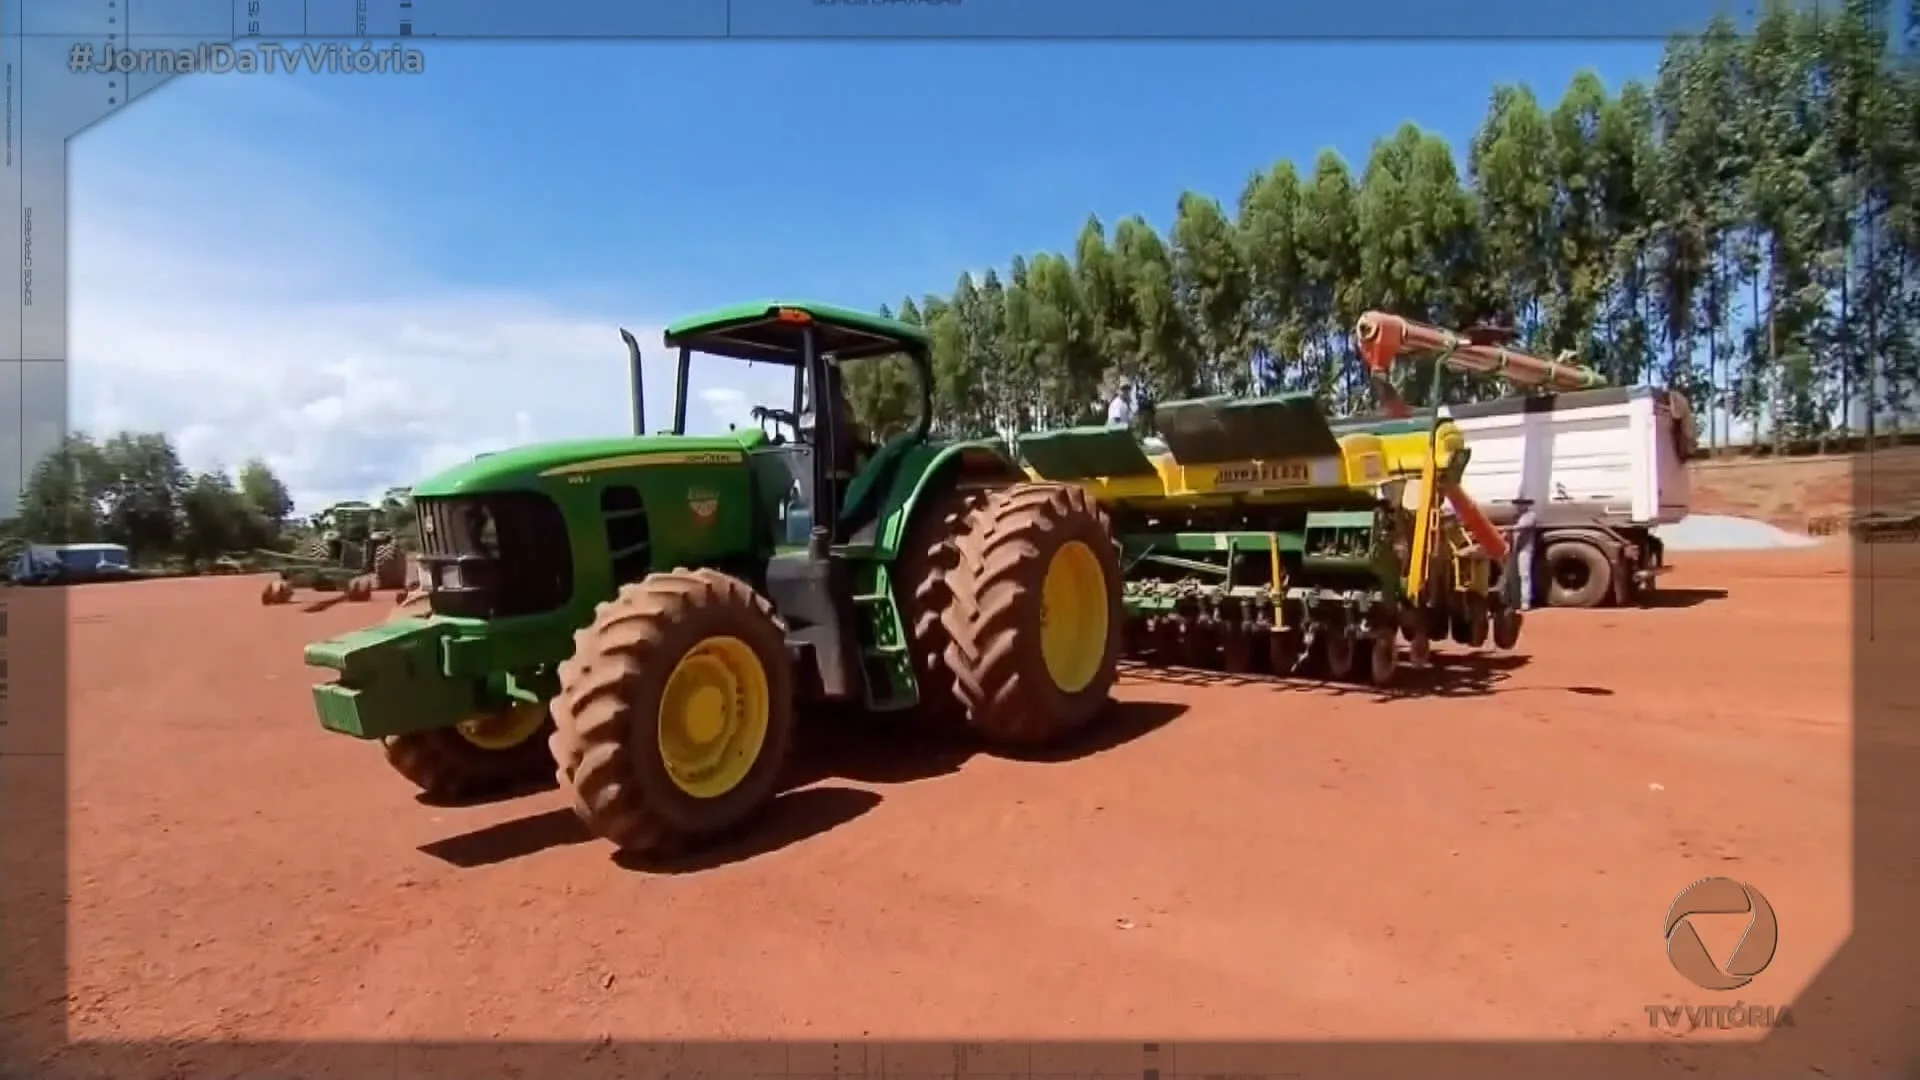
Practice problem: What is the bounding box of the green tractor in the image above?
[304,301,1126,856]
[260,500,409,604]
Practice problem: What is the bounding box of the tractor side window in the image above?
[836,352,917,444]
[600,485,651,584]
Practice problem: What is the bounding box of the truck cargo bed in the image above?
[1336,385,1695,529]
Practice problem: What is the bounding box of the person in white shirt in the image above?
[1106,380,1134,427]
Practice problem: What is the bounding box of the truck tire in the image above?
[550,568,795,857]
[381,594,555,800]
[1546,540,1613,609]
[944,482,1123,747]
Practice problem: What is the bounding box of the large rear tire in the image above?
[892,482,999,729]
[372,541,407,590]
[379,594,555,800]
[944,482,1124,747]
[550,568,795,857]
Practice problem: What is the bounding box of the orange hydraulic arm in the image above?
[1350,312,1608,577]
[1354,311,1608,418]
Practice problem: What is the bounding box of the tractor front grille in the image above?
[414,493,571,619]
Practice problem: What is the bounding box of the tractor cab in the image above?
[329,501,376,537]
[655,301,938,705]
[659,301,934,556]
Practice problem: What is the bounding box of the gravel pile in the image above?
[1655,514,1824,552]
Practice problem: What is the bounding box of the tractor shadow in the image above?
[294,592,369,613]
[420,787,883,868]
[613,786,883,875]
[299,594,408,614]
[415,785,883,874]
[1119,650,1535,702]
[782,698,1191,789]
[418,806,594,867]
[265,585,405,613]
[412,699,1187,873]
[413,771,558,809]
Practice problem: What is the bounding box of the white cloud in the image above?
[64,151,790,515]
[696,385,751,423]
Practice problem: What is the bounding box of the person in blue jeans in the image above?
[1512,498,1540,611]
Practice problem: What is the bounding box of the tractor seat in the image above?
[838,430,914,527]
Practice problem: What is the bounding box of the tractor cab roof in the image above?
[663,300,929,365]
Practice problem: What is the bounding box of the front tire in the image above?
[379,594,554,800]
[383,711,556,801]
[550,568,795,857]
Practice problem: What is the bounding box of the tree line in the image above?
[0,429,409,580]
[844,2,1920,455]
[2,431,299,565]
[7,2,1915,555]
[2,428,427,567]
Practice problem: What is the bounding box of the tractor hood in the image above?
[410,429,769,497]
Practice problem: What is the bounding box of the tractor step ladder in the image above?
[850,563,917,712]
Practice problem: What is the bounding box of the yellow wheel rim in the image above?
[1040,540,1109,694]
[454,701,547,751]
[657,635,770,799]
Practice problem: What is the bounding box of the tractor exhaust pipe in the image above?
[619,327,646,435]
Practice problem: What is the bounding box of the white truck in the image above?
[1348,313,1701,610]
[1439,385,1698,608]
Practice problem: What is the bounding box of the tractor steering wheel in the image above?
[751,405,798,444]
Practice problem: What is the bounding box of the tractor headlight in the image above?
[439,563,462,590]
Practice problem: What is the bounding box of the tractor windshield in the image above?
[662,303,934,444]
[700,349,906,452]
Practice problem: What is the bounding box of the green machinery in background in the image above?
[301,301,1127,858]
[259,500,409,604]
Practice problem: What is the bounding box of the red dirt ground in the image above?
[2,547,1913,1077]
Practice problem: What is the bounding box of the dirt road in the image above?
[2,548,1907,1076]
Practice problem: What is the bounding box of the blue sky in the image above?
[65,40,1668,511]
